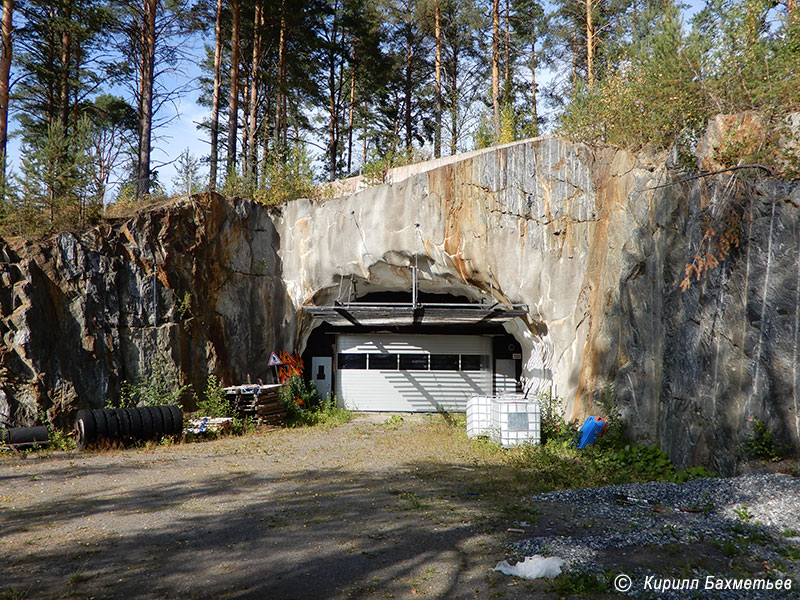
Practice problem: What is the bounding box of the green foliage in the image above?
[232,414,258,436]
[509,442,592,492]
[5,116,101,237]
[560,0,705,150]
[114,361,190,408]
[196,375,230,418]
[538,390,578,446]
[777,543,800,561]
[400,490,424,510]
[498,104,517,145]
[585,443,674,483]
[172,149,203,196]
[279,374,320,421]
[559,0,800,162]
[734,505,753,523]
[673,465,717,484]
[279,375,352,428]
[362,146,431,186]
[385,414,405,430]
[741,419,788,461]
[473,114,494,150]
[506,391,717,491]
[36,408,75,451]
[175,291,192,320]
[254,143,315,205]
[546,570,613,595]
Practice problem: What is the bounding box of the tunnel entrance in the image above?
[302,287,530,412]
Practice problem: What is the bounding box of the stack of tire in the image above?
[74,405,183,450]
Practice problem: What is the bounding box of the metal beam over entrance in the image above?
[304,302,529,327]
[304,267,527,326]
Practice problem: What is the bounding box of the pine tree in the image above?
[173,148,202,196]
[0,0,13,189]
[107,0,196,199]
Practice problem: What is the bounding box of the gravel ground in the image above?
[514,475,800,598]
[1,416,798,599]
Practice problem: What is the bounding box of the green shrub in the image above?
[279,375,352,427]
[586,444,674,483]
[114,361,190,408]
[254,144,315,205]
[232,414,258,435]
[741,419,788,461]
[505,391,718,489]
[510,443,592,492]
[36,408,75,451]
[547,570,613,595]
[279,374,321,421]
[196,375,230,418]
[673,465,717,484]
[538,391,578,445]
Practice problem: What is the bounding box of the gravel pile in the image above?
[511,474,800,598]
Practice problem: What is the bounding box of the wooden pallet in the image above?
[224,384,286,425]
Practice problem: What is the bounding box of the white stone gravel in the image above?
[512,474,800,598]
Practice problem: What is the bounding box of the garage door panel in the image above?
[336,334,493,412]
[338,334,490,355]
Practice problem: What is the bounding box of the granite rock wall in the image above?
[2,136,799,474]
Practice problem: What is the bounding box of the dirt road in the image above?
[4,414,797,600]
[1,415,540,600]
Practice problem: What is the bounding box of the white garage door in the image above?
[335,334,493,412]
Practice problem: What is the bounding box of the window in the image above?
[399,354,429,370]
[430,354,459,371]
[338,354,366,369]
[368,353,398,370]
[460,355,486,371]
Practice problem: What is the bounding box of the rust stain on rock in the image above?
[572,158,623,419]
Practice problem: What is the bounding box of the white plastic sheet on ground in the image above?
[493,555,565,579]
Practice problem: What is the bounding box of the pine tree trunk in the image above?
[209,0,223,191]
[248,8,262,180]
[137,0,156,199]
[492,0,500,142]
[346,44,356,175]
[59,2,71,132]
[47,6,56,125]
[362,119,367,172]
[531,32,537,136]
[451,55,458,155]
[503,0,510,92]
[571,29,577,87]
[226,0,241,177]
[434,2,441,158]
[247,2,262,182]
[0,0,13,181]
[404,30,412,149]
[261,94,270,181]
[241,67,249,173]
[586,0,594,88]
[328,0,339,182]
[275,0,286,149]
[72,38,80,133]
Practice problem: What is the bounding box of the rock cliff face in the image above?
[0,195,288,428]
[2,136,799,474]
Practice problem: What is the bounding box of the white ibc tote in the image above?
[467,394,541,448]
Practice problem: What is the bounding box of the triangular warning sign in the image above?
[268,352,284,366]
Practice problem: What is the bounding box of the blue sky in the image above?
[6,0,706,200]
